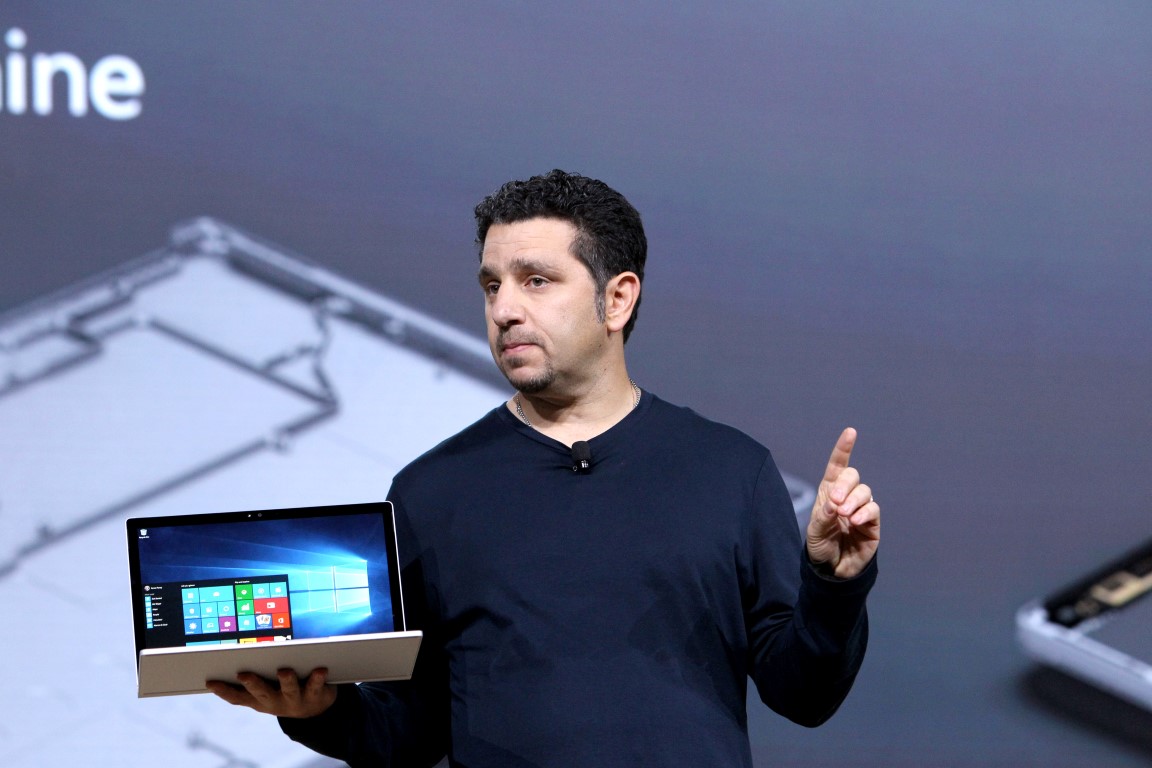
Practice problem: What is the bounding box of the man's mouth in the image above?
[499,337,536,355]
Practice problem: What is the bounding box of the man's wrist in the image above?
[806,552,843,580]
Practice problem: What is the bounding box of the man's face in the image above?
[478,218,608,395]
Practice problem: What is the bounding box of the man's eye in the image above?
[528,277,547,287]
[484,282,500,295]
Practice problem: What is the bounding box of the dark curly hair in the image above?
[474,169,646,342]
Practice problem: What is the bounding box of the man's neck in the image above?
[509,373,639,446]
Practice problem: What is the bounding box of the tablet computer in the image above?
[127,501,421,697]
[1017,535,1152,711]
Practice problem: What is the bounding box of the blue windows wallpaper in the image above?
[135,512,394,645]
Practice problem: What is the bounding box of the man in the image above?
[209,170,879,767]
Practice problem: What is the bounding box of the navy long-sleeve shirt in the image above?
[282,392,875,767]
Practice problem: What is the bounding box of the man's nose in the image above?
[490,285,524,326]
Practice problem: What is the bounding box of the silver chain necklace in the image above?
[514,380,640,428]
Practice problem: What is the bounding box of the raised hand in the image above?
[806,428,880,579]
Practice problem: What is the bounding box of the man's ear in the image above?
[604,272,640,334]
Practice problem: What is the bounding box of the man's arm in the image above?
[745,429,879,726]
[207,539,450,766]
[280,675,449,767]
[209,665,447,767]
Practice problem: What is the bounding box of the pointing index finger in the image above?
[822,427,858,484]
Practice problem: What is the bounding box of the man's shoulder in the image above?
[646,394,769,458]
[396,405,508,480]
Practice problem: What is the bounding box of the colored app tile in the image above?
[217,601,236,616]
[184,604,200,618]
[199,585,234,603]
[258,598,287,613]
[237,600,254,615]
[182,589,199,603]
[237,616,255,631]
[235,584,253,600]
[269,582,288,598]
[272,612,291,629]
[201,603,216,616]
[252,583,270,599]
[238,637,258,644]
[203,618,219,633]
[184,619,201,634]
[255,614,272,629]
[219,617,237,632]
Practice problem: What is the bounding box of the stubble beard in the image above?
[493,329,555,395]
[500,357,555,395]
